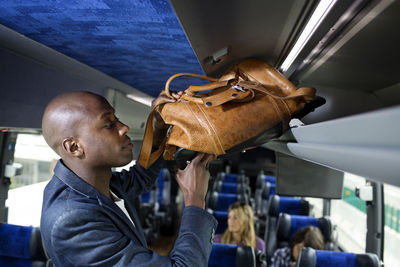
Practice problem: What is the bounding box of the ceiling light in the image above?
[126,94,153,107]
[280,0,337,73]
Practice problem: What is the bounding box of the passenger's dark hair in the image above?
[290,226,324,250]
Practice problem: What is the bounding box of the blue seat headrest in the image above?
[297,247,380,267]
[278,196,301,215]
[0,223,32,259]
[141,191,151,203]
[256,174,276,189]
[217,172,248,184]
[207,192,249,211]
[277,213,319,241]
[209,244,256,267]
[262,182,275,199]
[268,195,309,217]
[212,211,228,234]
[277,214,332,244]
[217,193,239,211]
[208,243,237,267]
[316,250,357,267]
[263,175,276,184]
[216,182,249,196]
[221,182,238,194]
[157,168,170,205]
[0,223,47,267]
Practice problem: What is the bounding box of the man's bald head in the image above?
[42,91,111,156]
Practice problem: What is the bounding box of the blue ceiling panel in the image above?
[0,0,204,97]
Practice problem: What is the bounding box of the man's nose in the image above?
[118,121,130,135]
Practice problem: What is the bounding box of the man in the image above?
[40,91,217,266]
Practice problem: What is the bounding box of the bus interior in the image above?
[0,0,399,266]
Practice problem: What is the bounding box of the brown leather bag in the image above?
[138,58,316,169]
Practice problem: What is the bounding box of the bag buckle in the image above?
[232,85,246,92]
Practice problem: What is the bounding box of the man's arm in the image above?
[112,91,176,196]
[113,155,164,197]
[48,206,216,267]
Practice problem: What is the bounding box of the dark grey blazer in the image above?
[41,159,217,266]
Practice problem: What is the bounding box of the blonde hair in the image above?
[221,202,256,249]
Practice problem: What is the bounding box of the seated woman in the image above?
[270,226,324,267]
[213,202,265,252]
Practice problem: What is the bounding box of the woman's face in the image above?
[228,210,241,233]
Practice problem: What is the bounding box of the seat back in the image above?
[217,172,249,185]
[211,210,229,234]
[264,196,310,260]
[208,243,256,267]
[256,174,276,189]
[0,223,47,267]
[296,247,380,267]
[213,181,251,196]
[257,182,276,217]
[276,213,332,249]
[158,168,171,207]
[268,195,309,217]
[207,192,249,211]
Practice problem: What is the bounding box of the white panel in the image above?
[264,105,400,187]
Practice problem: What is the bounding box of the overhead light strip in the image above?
[126,94,153,107]
[280,0,338,73]
[302,0,394,78]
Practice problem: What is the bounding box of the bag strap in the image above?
[137,102,169,169]
[165,71,315,106]
[164,73,220,97]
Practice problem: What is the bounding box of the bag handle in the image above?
[164,73,220,97]
[137,100,170,169]
[165,71,315,105]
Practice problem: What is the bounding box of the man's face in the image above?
[77,95,133,168]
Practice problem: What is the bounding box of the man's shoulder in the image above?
[41,178,103,229]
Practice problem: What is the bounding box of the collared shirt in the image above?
[110,190,135,228]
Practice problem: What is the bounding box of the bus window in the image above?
[331,173,367,253]
[383,183,400,266]
[6,133,59,227]
[305,197,323,218]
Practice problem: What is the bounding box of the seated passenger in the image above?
[270,226,324,267]
[214,202,265,252]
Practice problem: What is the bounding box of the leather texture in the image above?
[138,58,316,168]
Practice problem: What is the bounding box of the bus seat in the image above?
[256,174,276,190]
[255,182,276,218]
[268,196,309,217]
[296,247,380,267]
[0,223,47,267]
[209,210,228,234]
[157,168,171,207]
[141,168,170,206]
[217,172,249,185]
[276,213,332,250]
[206,192,249,211]
[263,196,310,258]
[213,180,251,196]
[208,243,256,267]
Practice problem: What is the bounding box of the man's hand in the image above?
[175,153,212,209]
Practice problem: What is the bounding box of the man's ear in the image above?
[62,137,84,158]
